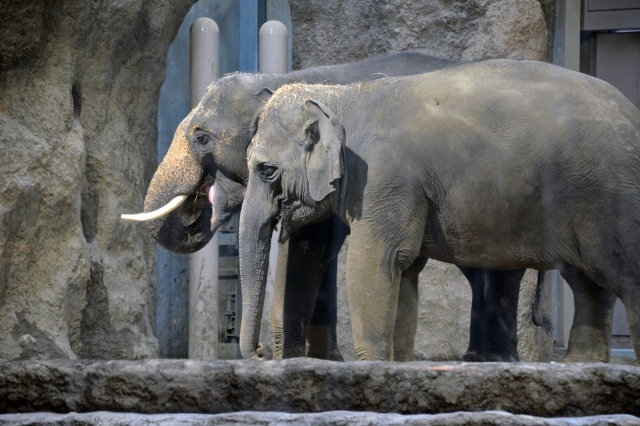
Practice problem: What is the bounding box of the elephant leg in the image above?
[589,264,640,364]
[271,236,316,359]
[307,255,343,360]
[272,216,347,360]
[393,256,428,361]
[459,267,524,362]
[307,216,348,360]
[460,266,488,360]
[346,219,424,361]
[561,266,616,363]
[619,287,640,364]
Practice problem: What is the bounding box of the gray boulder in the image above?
[0,0,193,360]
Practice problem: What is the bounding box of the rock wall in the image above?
[291,0,550,67]
[290,0,553,360]
[0,0,192,360]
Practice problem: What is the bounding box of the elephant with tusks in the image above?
[123,52,551,362]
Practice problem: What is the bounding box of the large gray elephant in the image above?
[240,59,640,362]
[123,51,544,361]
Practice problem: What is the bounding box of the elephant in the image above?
[122,51,548,362]
[239,59,640,362]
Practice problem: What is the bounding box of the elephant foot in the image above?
[328,348,344,362]
[308,347,344,361]
[562,350,608,363]
[251,343,273,361]
[462,351,519,362]
[307,325,344,361]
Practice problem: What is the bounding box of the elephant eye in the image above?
[258,163,280,182]
[193,130,211,146]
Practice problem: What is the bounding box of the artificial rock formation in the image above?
[290,0,549,68]
[0,0,193,360]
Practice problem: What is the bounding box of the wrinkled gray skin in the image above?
[241,59,640,362]
[143,51,539,362]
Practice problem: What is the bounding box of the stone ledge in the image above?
[1,411,639,425]
[0,359,638,417]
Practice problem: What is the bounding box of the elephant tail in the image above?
[532,271,554,335]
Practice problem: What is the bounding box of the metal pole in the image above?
[259,20,288,74]
[258,20,288,350]
[189,17,219,360]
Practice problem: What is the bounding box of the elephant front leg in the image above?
[393,256,428,361]
[272,217,347,360]
[346,226,410,361]
[271,235,317,359]
[307,216,348,360]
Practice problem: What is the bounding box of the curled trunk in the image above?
[141,122,214,254]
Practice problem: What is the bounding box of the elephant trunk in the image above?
[135,120,214,254]
[238,184,278,360]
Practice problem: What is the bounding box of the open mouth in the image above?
[121,180,215,226]
[180,184,214,227]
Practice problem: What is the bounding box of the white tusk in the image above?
[121,195,188,222]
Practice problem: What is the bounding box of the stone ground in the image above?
[0,358,638,425]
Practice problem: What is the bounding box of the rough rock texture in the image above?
[2,411,640,426]
[1,359,639,417]
[0,1,193,360]
[290,0,548,68]
[291,0,553,361]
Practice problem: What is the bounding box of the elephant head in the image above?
[121,53,459,253]
[121,74,276,253]
[239,94,345,359]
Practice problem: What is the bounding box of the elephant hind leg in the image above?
[612,275,640,364]
[460,267,524,362]
[561,266,616,363]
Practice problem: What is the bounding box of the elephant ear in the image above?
[257,87,274,104]
[304,99,346,202]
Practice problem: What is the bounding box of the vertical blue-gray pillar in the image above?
[156,0,240,359]
[239,0,266,72]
